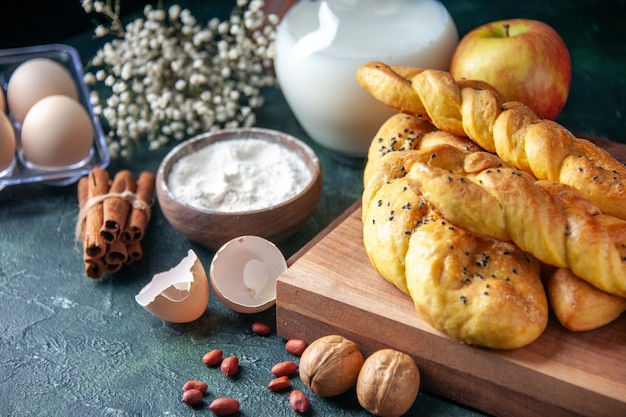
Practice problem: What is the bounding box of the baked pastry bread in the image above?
[404,210,546,350]
[360,62,626,343]
[362,114,458,293]
[357,61,626,220]
[362,114,548,349]
[545,268,626,332]
[404,143,626,299]
[362,113,484,293]
[363,112,483,186]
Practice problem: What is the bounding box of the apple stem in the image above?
[503,23,510,37]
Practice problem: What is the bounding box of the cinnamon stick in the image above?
[78,167,155,278]
[84,255,105,279]
[121,171,155,244]
[101,170,136,243]
[125,239,143,265]
[103,261,123,274]
[104,240,128,265]
[83,167,110,258]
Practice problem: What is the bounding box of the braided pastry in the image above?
[363,112,484,186]
[363,114,548,349]
[404,143,626,299]
[545,267,626,332]
[357,61,626,220]
[362,113,483,292]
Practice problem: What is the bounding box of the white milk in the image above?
[274,0,458,157]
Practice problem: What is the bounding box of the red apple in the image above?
[450,18,571,120]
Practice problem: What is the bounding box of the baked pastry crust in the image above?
[546,268,626,332]
[362,114,548,349]
[360,62,626,340]
[362,113,483,293]
[357,62,626,220]
[405,215,546,350]
[404,144,626,299]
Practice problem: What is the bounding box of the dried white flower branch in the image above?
[81,0,278,159]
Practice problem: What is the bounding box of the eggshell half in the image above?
[210,235,288,313]
[135,249,210,323]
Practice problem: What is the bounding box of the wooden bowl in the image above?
[156,128,322,252]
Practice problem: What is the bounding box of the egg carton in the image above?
[0,43,109,189]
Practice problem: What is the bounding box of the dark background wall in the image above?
[0,1,150,49]
[0,0,296,49]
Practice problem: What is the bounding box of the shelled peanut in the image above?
[180,333,421,415]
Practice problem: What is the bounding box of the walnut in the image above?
[298,335,364,397]
[356,349,421,417]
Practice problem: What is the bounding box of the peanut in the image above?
[208,397,240,415]
[285,339,307,356]
[289,390,311,414]
[203,349,223,367]
[251,321,272,335]
[267,375,292,392]
[182,380,208,394]
[271,360,299,377]
[181,388,204,406]
[220,355,239,376]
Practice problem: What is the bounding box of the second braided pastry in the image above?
[404,143,626,299]
[357,62,626,220]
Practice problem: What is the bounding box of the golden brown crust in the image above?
[356,62,426,116]
[405,218,546,349]
[546,268,626,332]
[357,62,626,220]
[410,69,465,136]
[561,138,626,219]
[404,144,626,298]
[360,63,626,346]
[538,181,626,297]
[459,87,503,153]
[364,113,436,186]
[363,113,483,187]
[362,114,548,349]
[362,164,432,294]
[405,145,568,265]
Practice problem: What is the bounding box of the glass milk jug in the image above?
[274,0,459,158]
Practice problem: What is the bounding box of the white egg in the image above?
[21,95,93,168]
[210,235,288,313]
[0,111,16,173]
[7,58,79,124]
[135,249,210,323]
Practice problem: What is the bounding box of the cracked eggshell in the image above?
[135,249,209,323]
[210,235,288,314]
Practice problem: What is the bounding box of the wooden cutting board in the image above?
[276,136,626,417]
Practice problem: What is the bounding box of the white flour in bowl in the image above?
[167,138,313,212]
